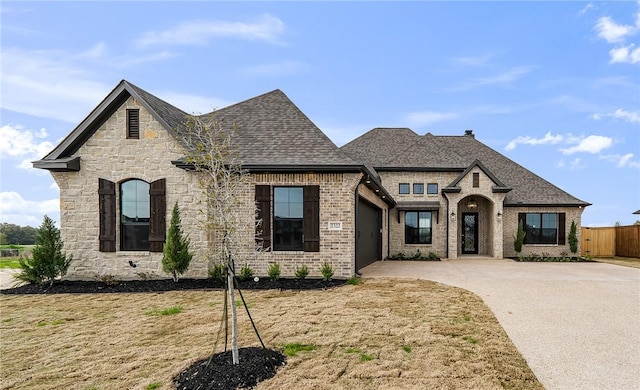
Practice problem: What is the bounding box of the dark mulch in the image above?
[0,277,346,295]
[174,347,286,390]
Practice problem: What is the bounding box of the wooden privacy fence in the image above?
[581,225,640,258]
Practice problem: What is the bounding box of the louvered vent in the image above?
[127,109,140,139]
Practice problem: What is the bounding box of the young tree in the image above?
[163,202,193,282]
[568,220,578,254]
[15,215,72,287]
[179,114,253,365]
[514,220,525,254]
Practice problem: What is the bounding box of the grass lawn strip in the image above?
[593,256,640,269]
[0,278,541,389]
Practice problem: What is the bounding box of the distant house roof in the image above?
[633,210,640,215]
[341,128,590,207]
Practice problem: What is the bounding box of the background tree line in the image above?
[0,223,38,245]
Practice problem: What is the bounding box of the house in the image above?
[34,80,589,280]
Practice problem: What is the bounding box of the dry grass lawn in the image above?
[593,256,640,269]
[0,279,541,390]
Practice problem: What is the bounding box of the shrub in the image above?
[239,263,254,281]
[346,277,363,285]
[514,220,525,253]
[267,262,281,281]
[15,215,72,287]
[162,202,193,282]
[320,261,334,281]
[294,264,309,279]
[569,220,578,254]
[427,251,439,260]
[208,262,226,282]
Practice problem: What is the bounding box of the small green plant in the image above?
[427,251,439,260]
[514,220,526,253]
[267,262,281,281]
[208,262,226,282]
[462,335,479,344]
[162,202,193,282]
[360,353,374,361]
[569,220,578,254]
[402,345,412,353]
[346,277,363,285]
[145,306,183,316]
[283,342,316,356]
[15,215,72,287]
[146,383,162,390]
[320,261,334,281]
[346,347,360,354]
[294,264,309,279]
[239,263,254,281]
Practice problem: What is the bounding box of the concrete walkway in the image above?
[0,268,22,290]
[361,259,640,390]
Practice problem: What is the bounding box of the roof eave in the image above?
[32,157,81,172]
[504,202,591,207]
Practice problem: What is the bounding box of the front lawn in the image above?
[0,279,541,389]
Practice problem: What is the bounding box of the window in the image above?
[520,213,566,245]
[473,173,480,188]
[399,183,410,194]
[413,183,424,194]
[427,183,438,194]
[120,179,150,251]
[273,187,304,251]
[127,109,140,139]
[405,211,432,244]
[256,185,320,252]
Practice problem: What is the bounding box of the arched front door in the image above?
[461,212,479,254]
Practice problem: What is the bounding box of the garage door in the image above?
[356,198,382,271]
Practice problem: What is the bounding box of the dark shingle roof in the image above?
[340,128,590,206]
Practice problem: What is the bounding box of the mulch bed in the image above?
[0,277,345,295]
[174,347,286,390]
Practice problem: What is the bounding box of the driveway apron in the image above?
[360,259,640,390]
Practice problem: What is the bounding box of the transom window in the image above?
[399,183,410,194]
[524,213,558,244]
[273,187,304,251]
[427,183,438,194]
[413,183,424,194]
[405,211,432,244]
[120,179,150,251]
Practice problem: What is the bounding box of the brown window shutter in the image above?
[98,178,116,252]
[149,179,166,252]
[557,213,566,245]
[255,185,271,250]
[303,186,320,252]
[127,109,140,139]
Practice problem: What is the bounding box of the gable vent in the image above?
[127,109,140,139]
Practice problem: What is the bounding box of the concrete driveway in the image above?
[361,259,640,390]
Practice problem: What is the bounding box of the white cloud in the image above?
[445,66,534,92]
[160,92,231,115]
[135,14,285,47]
[578,3,597,15]
[595,16,636,43]
[591,108,640,123]
[560,135,613,155]
[505,131,563,151]
[600,153,640,169]
[609,44,640,64]
[0,192,60,227]
[0,124,55,173]
[240,61,310,77]
[405,111,458,127]
[451,53,494,67]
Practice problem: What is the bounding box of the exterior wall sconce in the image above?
[467,199,477,209]
[497,212,502,220]
[450,212,456,220]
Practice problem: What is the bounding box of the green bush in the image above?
[514,220,526,253]
[208,262,226,282]
[267,262,281,281]
[294,265,309,279]
[320,261,334,281]
[239,263,254,281]
[569,220,578,254]
[15,215,72,287]
[162,202,193,282]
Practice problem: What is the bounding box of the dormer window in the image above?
[127,109,140,139]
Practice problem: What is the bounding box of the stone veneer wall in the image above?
[51,96,208,281]
[357,183,389,259]
[502,206,585,258]
[378,171,458,258]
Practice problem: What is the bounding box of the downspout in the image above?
[445,195,450,259]
[354,184,360,276]
[387,207,391,260]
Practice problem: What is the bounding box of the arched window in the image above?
[120,179,150,251]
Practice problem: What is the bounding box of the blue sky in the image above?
[1,1,639,228]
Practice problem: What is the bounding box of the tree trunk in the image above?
[227,263,239,364]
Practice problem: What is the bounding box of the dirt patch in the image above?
[593,256,640,269]
[0,278,542,390]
